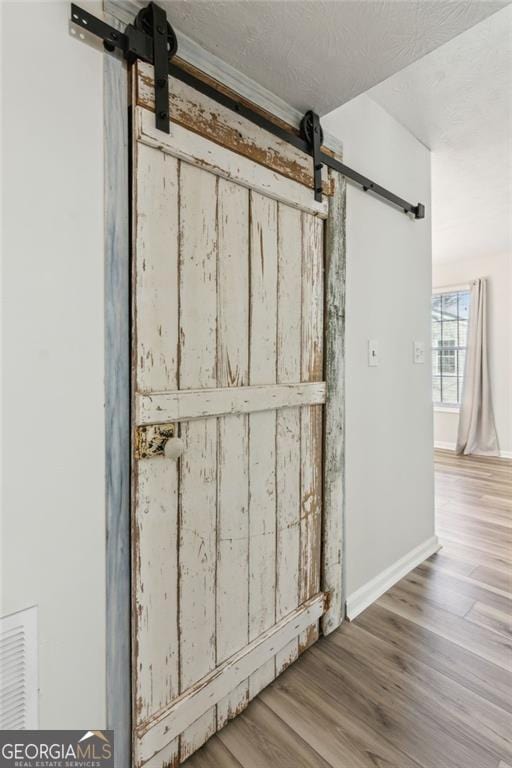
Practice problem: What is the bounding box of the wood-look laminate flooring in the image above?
[186,450,512,768]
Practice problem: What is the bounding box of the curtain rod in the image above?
[432,283,471,294]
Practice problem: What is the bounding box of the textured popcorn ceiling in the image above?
[157,0,507,114]
[368,5,512,263]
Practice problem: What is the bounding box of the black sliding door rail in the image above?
[70,2,425,219]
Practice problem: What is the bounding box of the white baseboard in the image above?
[345,535,440,621]
[434,441,512,459]
[434,441,456,451]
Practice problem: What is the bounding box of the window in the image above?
[432,290,470,406]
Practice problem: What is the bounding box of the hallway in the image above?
[187,450,512,768]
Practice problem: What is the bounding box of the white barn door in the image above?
[131,61,336,767]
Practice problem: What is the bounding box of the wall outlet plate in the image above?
[414,341,425,364]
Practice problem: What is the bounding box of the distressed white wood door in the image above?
[132,61,331,768]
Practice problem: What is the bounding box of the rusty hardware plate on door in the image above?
[135,423,176,459]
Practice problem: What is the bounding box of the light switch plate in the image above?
[368,339,379,367]
[414,341,425,364]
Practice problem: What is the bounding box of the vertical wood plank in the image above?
[140,740,181,768]
[248,191,278,698]
[299,212,324,652]
[322,171,346,635]
[104,34,131,768]
[133,141,180,767]
[179,712,216,764]
[301,213,324,385]
[217,180,250,390]
[275,203,302,674]
[134,458,179,721]
[178,167,218,392]
[216,179,250,728]
[135,145,180,394]
[178,163,218,757]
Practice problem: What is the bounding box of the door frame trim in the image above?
[104,13,132,768]
[321,169,347,635]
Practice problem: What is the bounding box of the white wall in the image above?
[0,0,435,724]
[433,253,512,456]
[323,95,435,606]
[1,1,106,727]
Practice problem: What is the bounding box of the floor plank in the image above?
[410,561,512,613]
[438,538,512,574]
[184,739,243,768]
[310,639,498,768]
[260,666,424,768]
[465,601,512,640]
[357,601,512,715]
[218,698,333,768]
[185,450,512,767]
[330,622,512,761]
[378,569,512,671]
[471,564,512,593]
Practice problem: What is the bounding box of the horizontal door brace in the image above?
[135,592,327,764]
[70,2,425,219]
[136,382,327,424]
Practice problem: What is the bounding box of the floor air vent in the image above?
[0,606,38,729]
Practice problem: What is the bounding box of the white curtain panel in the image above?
[456,278,499,456]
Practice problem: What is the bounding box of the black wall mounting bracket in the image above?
[71,2,176,133]
[70,3,425,219]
